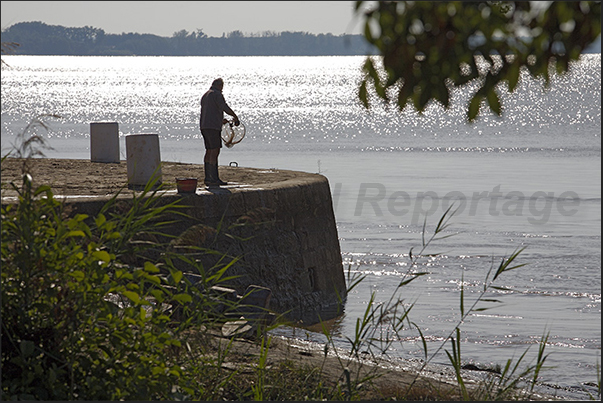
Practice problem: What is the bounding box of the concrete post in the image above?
[125,134,162,188]
[90,122,120,163]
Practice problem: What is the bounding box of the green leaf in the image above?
[33,185,52,196]
[95,213,106,227]
[73,213,88,222]
[92,250,111,263]
[396,85,409,111]
[150,289,165,302]
[106,232,122,240]
[144,261,160,273]
[359,80,369,108]
[122,291,140,304]
[468,94,483,121]
[507,62,520,92]
[126,282,140,291]
[69,270,85,282]
[143,273,161,285]
[364,58,379,83]
[171,270,183,284]
[169,365,182,377]
[487,88,501,116]
[172,293,192,304]
[364,20,374,43]
[67,230,86,237]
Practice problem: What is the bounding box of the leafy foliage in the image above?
[356,1,601,121]
[0,171,240,400]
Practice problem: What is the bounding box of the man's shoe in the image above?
[212,163,228,186]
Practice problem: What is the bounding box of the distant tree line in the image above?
[0,21,377,56]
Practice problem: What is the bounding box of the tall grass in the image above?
[309,206,565,400]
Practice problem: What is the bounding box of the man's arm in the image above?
[223,104,240,126]
[216,92,240,125]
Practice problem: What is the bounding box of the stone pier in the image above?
[1,158,347,325]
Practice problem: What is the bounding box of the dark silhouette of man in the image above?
[199,78,239,186]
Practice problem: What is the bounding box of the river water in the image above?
[1,55,600,399]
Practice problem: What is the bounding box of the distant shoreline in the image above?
[0,21,378,57]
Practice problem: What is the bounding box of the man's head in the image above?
[211,78,224,90]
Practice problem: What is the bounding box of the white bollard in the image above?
[125,134,162,188]
[90,122,120,163]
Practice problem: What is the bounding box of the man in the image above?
[199,78,240,186]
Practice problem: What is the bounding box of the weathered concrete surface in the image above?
[1,158,347,325]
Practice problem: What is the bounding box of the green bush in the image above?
[1,171,238,400]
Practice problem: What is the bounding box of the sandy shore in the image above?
[1,157,316,199]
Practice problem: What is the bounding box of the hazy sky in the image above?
[1,1,367,37]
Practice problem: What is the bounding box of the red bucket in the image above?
[176,177,198,194]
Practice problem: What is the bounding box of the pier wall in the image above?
[56,170,347,325]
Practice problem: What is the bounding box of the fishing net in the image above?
[221,119,246,148]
